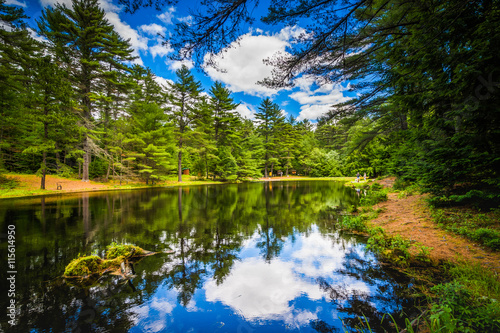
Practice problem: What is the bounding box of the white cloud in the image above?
[39,0,147,66]
[139,23,167,36]
[203,26,306,97]
[236,103,256,119]
[166,59,194,71]
[177,15,193,25]
[291,77,351,121]
[157,7,176,25]
[149,42,172,59]
[153,76,173,89]
[6,0,26,7]
[204,257,323,326]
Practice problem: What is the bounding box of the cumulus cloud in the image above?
[166,59,194,71]
[236,103,256,119]
[204,257,323,325]
[153,76,173,89]
[203,26,306,97]
[157,7,176,25]
[291,77,351,121]
[39,0,147,66]
[6,0,26,7]
[139,23,167,36]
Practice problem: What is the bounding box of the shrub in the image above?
[337,215,366,232]
[360,189,388,206]
[429,282,500,332]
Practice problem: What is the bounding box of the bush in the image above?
[337,215,366,232]
[472,229,500,250]
[360,189,388,206]
[429,282,500,332]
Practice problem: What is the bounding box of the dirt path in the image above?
[370,178,500,275]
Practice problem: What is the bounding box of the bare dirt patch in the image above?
[370,180,500,276]
[12,174,112,192]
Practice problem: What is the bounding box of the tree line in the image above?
[157,0,500,207]
[0,0,370,188]
[2,0,499,208]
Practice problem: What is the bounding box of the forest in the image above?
[1,0,499,207]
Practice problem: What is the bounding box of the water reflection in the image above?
[0,181,414,332]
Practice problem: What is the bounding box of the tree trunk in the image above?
[82,136,90,182]
[178,141,183,182]
[41,151,46,190]
[55,142,60,172]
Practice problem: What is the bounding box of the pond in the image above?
[0,181,416,332]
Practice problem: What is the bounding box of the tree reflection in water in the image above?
[0,181,415,332]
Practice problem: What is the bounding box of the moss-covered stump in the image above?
[64,243,155,279]
[64,255,103,277]
[106,243,146,259]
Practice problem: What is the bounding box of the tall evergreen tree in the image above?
[23,55,74,189]
[37,0,135,182]
[255,98,285,177]
[208,81,241,179]
[167,65,203,182]
[0,0,38,172]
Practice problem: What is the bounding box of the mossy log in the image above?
[63,243,155,278]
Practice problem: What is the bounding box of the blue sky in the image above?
[11,0,354,121]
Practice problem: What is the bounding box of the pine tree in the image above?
[125,103,175,184]
[23,55,74,189]
[167,65,203,182]
[255,98,285,177]
[279,115,300,177]
[0,0,38,173]
[207,81,241,179]
[37,0,135,182]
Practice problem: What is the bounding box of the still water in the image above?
[0,181,414,332]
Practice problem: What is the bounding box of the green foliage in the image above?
[369,183,383,191]
[106,242,145,259]
[0,174,18,189]
[429,282,500,333]
[64,255,102,277]
[431,208,500,251]
[359,189,388,206]
[367,228,412,267]
[337,215,366,232]
[305,148,343,177]
[89,157,108,180]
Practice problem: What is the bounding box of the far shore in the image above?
[1,174,361,199]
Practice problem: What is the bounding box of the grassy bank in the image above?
[0,173,356,199]
[0,173,232,199]
[337,182,500,332]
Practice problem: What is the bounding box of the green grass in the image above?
[341,180,500,332]
[431,207,500,251]
[427,263,500,332]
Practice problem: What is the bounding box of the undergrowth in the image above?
[431,207,500,251]
[0,174,18,189]
[337,178,500,332]
[428,263,500,332]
